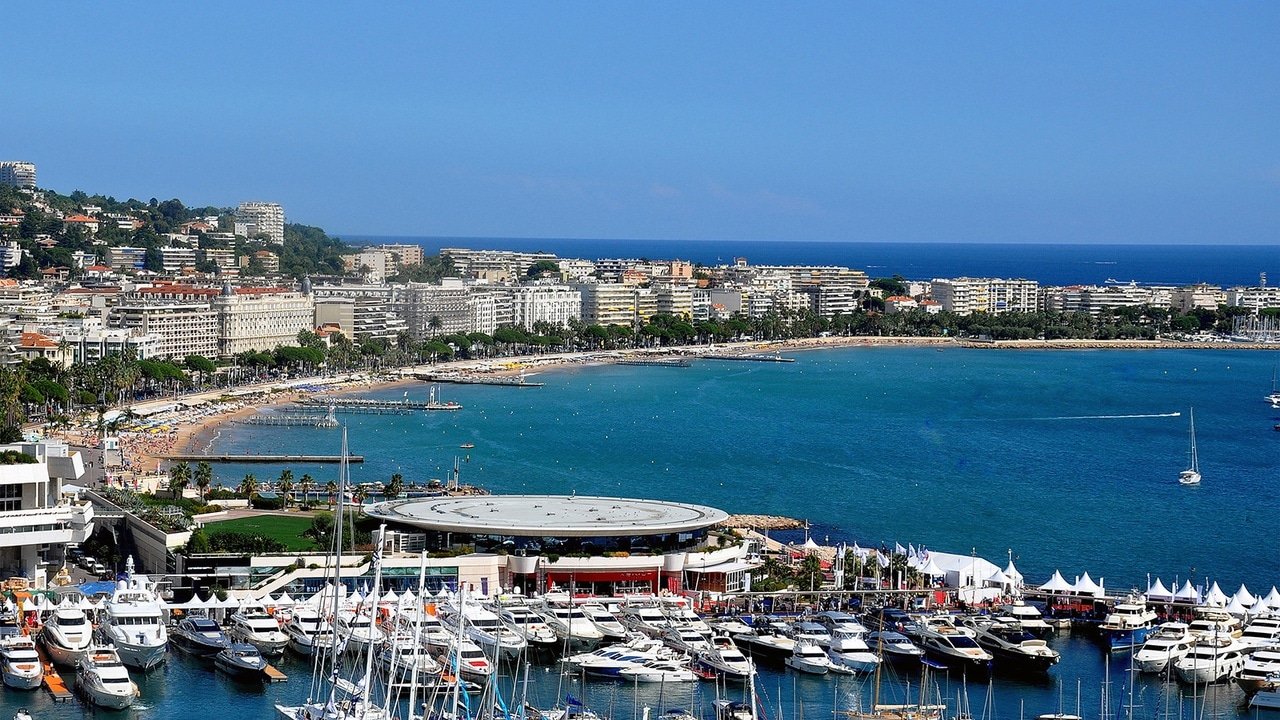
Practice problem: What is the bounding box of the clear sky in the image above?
[6,3,1278,244]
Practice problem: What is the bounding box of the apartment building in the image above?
[105,246,147,271]
[0,162,37,188]
[109,300,219,358]
[467,290,515,335]
[0,440,92,588]
[507,285,582,331]
[314,297,407,341]
[369,243,423,267]
[235,202,285,243]
[1171,284,1225,313]
[440,248,557,282]
[159,246,197,273]
[577,282,655,327]
[1226,286,1280,312]
[931,277,1039,315]
[398,279,470,338]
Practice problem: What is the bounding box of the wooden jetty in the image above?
[701,352,795,363]
[415,373,544,388]
[296,395,461,411]
[159,454,363,464]
[240,407,339,427]
[614,358,691,367]
[36,645,74,702]
[263,663,288,683]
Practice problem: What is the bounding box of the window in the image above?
[0,484,21,513]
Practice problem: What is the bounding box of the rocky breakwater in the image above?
[719,514,805,530]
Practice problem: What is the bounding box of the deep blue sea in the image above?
[347,236,1280,287]
[10,347,1275,719]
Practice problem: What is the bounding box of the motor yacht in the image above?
[581,602,629,642]
[0,634,42,689]
[215,642,268,679]
[229,604,289,656]
[663,625,711,653]
[618,658,696,683]
[444,638,494,683]
[790,621,833,647]
[865,630,924,665]
[172,615,232,657]
[1097,596,1158,651]
[707,616,754,636]
[998,602,1053,638]
[915,616,992,676]
[334,606,384,655]
[283,606,333,656]
[732,624,795,663]
[101,576,169,670]
[571,638,673,678]
[694,635,754,680]
[1240,615,1280,650]
[1236,646,1280,693]
[661,598,712,637]
[965,619,1059,673]
[498,603,559,649]
[77,645,139,710]
[1173,634,1248,684]
[39,607,93,666]
[1187,608,1242,641]
[450,601,527,660]
[541,603,605,650]
[785,639,832,674]
[1133,622,1193,674]
[379,631,442,683]
[815,612,880,673]
[619,602,673,639]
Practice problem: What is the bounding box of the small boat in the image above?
[0,634,43,690]
[460,443,475,449]
[1236,646,1280,693]
[77,645,139,710]
[39,608,93,666]
[617,658,697,683]
[1173,633,1248,684]
[378,632,442,683]
[449,639,494,683]
[865,630,923,664]
[173,616,232,657]
[581,602,629,642]
[694,635,755,681]
[997,601,1053,638]
[214,643,268,679]
[784,639,832,675]
[1178,407,1201,485]
[497,602,560,649]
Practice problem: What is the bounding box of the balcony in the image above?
[0,502,95,546]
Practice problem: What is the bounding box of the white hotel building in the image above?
[0,441,93,588]
[508,285,582,331]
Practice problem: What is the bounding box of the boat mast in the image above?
[324,427,350,717]
[359,524,386,720]
[1188,407,1198,473]
[407,550,428,720]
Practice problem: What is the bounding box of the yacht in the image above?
[662,599,712,636]
[815,612,881,673]
[1097,596,1158,651]
[283,606,333,656]
[581,602,629,642]
[707,616,754,636]
[732,623,796,663]
[998,602,1053,638]
[1133,622,1194,674]
[865,630,924,665]
[570,638,674,678]
[1236,646,1280,693]
[446,638,494,683]
[334,607,384,654]
[101,576,169,670]
[619,602,673,638]
[229,604,289,656]
[1178,408,1201,485]
[1187,608,1242,640]
[785,639,832,674]
[618,658,697,683]
[498,603,559,649]
[39,607,93,666]
[1240,615,1280,650]
[694,635,754,680]
[663,625,712,653]
[77,645,139,710]
[451,601,527,660]
[215,642,268,679]
[0,635,43,690]
[965,619,1059,673]
[915,616,992,676]
[378,631,442,683]
[172,616,232,657]
[790,621,833,647]
[541,603,605,650]
[1173,634,1248,684]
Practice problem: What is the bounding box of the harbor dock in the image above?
[415,373,544,387]
[613,358,691,367]
[263,663,288,683]
[37,646,73,703]
[158,454,364,464]
[701,352,796,363]
[296,395,462,411]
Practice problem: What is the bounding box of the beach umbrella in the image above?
[1073,572,1104,597]
[1144,578,1173,602]
[1174,580,1201,603]
[1203,582,1228,607]
[1233,584,1256,606]
[1038,570,1073,593]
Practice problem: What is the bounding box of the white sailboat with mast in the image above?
[1178,408,1201,486]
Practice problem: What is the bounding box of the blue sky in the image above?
[6,3,1278,243]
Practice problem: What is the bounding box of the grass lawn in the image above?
[203,514,319,552]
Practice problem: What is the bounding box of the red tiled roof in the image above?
[64,214,97,223]
[84,265,111,271]
[19,332,60,349]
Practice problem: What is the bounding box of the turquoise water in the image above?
[206,346,1280,593]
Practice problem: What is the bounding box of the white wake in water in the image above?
[1030,412,1182,420]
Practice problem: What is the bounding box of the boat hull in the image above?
[2,667,42,690]
[40,636,88,667]
[1099,626,1155,651]
[115,641,168,671]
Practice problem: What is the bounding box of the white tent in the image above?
[1073,572,1104,597]
[1145,578,1174,602]
[77,597,99,611]
[1003,560,1024,587]
[986,569,1011,586]
[1203,582,1228,607]
[189,594,210,610]
[1252,596,1272,615]
[58,596,75,609]
[1264,587,1280,609]
[1224,595,1252,618]
[379,589,399,604]
[276,593,295,606]
[919,559,945,577]
[1174,580,1201,603]
[400,589,417,606]
[1234,584,1256,606]
[1039,570,1074,593]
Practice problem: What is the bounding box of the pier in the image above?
[158,454,364,464]
[240,407,339,427]
[701,352,796,363]
[613,358,691,367]
[263,663,288,683]
[297,395,462,411]
[37,646,73,703]
[415,373,544,388]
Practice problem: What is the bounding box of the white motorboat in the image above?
[915,616,992,676]
[1173,634,1248,684]
[1178,407,1201,485]
[378,631,442,683]
[619,602,673,638]
[581,602,629,642]
[101,575,169,670]
[283,606,332,656]
[785,639,832,674]
[215,642,268,679]
[570,638,675,678]
[695,634,754,680]
[172,615,232,657]
[618,658,696,683]
[1240,615,1280,650]
[450,600,527,660]
[1237,646,1280,693]
[865,630,924,663]
[790,621,833,647]
[0,634,42,689]
[77,645,139,710]
[998,602,1053,638]
[39,607,93,666]
[662,598,712,636]
[447,638,494,683]
[336,606,385,654]
[498,603,559,649]
[1133,622,1193,674]
[814,612,880,673]
[707,616,754,636]
[229,604,289,656]
[541,603,605,650]
[1187,607,1242,640]
[663,625,712,653]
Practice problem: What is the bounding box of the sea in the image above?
[345,236,1280,287]
[11,347,1277,719]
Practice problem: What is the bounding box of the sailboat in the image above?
[1178,408,1201,486]
[1265,365,1280,406]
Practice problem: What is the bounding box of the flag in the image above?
[566,694,584,708]
[878,553,890,569]
[894,542,906,556]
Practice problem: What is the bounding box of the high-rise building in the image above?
[397,279,470,338]
[0,162,37,188]
[235,202,285,243]
[507,285,582,331]
[214,285,315,355]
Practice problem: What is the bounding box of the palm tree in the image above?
[194,461,213,501]
[238,473,258,501]
[325,480,338,510]
[384,472,404,500]
[299,473,315,505]
[353,485,369,507]
[278,470,294,509]
[168,461,190,499]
